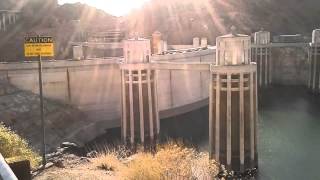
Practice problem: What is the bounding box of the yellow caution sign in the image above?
[24,36,54,57]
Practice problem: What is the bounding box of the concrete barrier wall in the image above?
[152,48,215,63]
[169,45,193,50]
[9,68,69,102]
[0,60,122,128]
[0,56,213,130]
[153,49,214,116]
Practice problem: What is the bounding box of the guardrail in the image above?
[0,153,18,180]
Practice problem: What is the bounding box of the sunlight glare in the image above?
[58,0,150,16]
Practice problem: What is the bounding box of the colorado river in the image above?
[161,86,320,179]
[257,86,320,179]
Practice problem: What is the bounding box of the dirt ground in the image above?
[33,154,118,180]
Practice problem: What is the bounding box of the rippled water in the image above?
[257,86,320,180]
[162,86,320,179]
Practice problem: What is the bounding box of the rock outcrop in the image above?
[0,79,90,152]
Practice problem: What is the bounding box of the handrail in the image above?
[0,153,17,180]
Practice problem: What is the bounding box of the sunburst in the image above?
[58,0,150,16]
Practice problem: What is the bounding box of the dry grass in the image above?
[192,152,220,179]
[92,153,124,172]
[92,141,219,180]
[121,153,163,180]
[0,123,41,168]
[155,142,195,178]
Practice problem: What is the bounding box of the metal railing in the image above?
[0,153,17,180]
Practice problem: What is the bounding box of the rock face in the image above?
[126,0,320,45]
[0,79,90,152]
[0,0,119,61]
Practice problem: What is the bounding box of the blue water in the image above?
[257,86,320,180]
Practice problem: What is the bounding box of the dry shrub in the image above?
[121,153,162,180]
[192,152,219,179]
[0,123,41,168]
[155,142,195,177]
[92,153,123,172]
[120,141,219,179]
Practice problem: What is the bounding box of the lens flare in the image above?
[58,0,150,16]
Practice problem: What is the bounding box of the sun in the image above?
[58,0,150,16]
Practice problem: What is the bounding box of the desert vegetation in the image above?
[34,141,219,179]
[91,142,219,179]
[0,123,41,168]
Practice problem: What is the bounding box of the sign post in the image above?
[38,54,46,166]
[24,36,54,167]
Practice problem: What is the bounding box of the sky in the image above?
[58,0,150,16]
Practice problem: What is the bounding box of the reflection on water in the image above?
[161,86,320,179]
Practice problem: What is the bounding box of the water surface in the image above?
[258,86,320,179]
[162,86,320,179]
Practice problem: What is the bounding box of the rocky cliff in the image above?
[0,0,118,60]
[0,78,90,152]
[125,0,320,44]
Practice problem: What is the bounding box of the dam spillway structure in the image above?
[209,28,258,172]
[252,30,272,87]
[120,38,160,148]
[308,29,320,93]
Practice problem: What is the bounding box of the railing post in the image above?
[0,154,18,180]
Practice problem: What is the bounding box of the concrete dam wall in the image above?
[0,44,309,150]
[0,58,211,150]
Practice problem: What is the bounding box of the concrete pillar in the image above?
[193,37,200,48]
[308,47,312,88]
[252,30,272,88]
[8,13,11,25]
[120,38,159,148]
[163,41,168,52]
[73,45,84,60]
[209,30,258,172]
[157,40,166,54]
[2,13,6,31]
[309,29,320,93]
[259,48,262,87]
[269,47,272,84]
[201,37,208,47]
[13,14,16,24]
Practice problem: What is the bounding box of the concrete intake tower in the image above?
[308,29,320,93]
[252,29,272,87]
[120,38,160,147]
[209,29,258,172]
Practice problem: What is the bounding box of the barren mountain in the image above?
[1,0,320,60]
[126,0,320,44]
[0,0,118,60]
